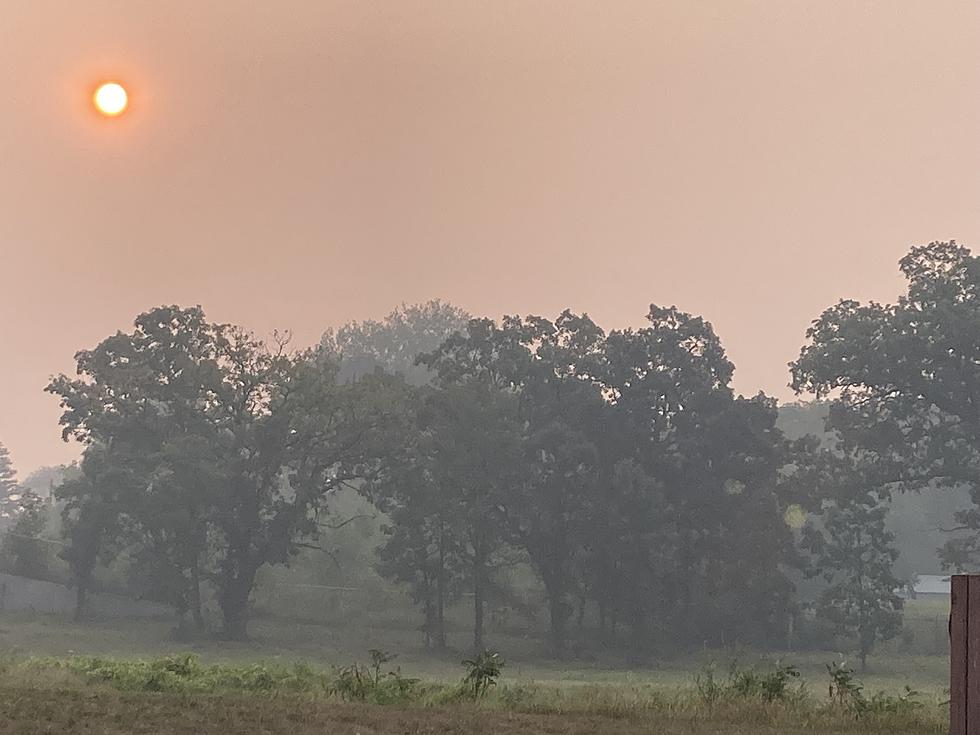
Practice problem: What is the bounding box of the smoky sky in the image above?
[1,0,978,473]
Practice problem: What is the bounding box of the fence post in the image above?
[950,574,980,735]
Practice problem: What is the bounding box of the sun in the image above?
[93,82,128,117]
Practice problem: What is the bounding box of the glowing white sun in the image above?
[93,82,128,117]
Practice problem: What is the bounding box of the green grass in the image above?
[0,607,949,692]
[0,651,948,734]
[0,685,947,734]
[0,604,953,734]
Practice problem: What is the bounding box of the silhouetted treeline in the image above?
[20,242,978,665]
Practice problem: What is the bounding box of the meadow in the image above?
[0,599,952,734]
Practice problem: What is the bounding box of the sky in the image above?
[1,1,978,475]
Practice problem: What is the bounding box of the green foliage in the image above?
[694,661,804,704]
[460,649,504,699]
[1,490,49,578]
[730,663,802,702]
[827,659,864,707]
[330,650,420,704]
[37,653,330,694]
[2,648,948,733]
[376,306,798,657]
[0,442,20,525]
[826,659,923,716]
[693,663,725,704]
[46,305,410,638]
[791,241,980,572]
[323,299,470,386]
[49,266,980,662]
[802,490,904,669]
[495,683,539,708]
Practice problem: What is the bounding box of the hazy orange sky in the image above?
[1,1,977,474]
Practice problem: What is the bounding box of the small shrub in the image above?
[367,649,395,686]
[826,659,923,716]
[32,655,330,695]
[461,649,504,699]
[694,664,723,704]
[861,686,924,715]
[827,659,863,707]
[332,663,372,701]
[694,661,803,704]
[330,650,419,704]
[496,683,537,708]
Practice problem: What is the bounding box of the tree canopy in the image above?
[39,268,967,668]
[0,442,19,523]
[47,305,408,637]
[792,241,980,568]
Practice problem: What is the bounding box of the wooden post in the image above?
[951,574,980,735]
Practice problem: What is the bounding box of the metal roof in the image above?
[913,574,951,595]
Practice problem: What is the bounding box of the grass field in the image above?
[0,684,947,735]
[0,650,949,735]
[0,602,952,734]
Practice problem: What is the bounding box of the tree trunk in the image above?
[436,531,447,649]
[543,572,568,658]
[629,590,648,661]
[423,593,435,648]
[174,609,193,641]
[73,584,88,622]
[859,627,871,672]
[549,594,568,658]
[473,542,486,652]
[190,561,205,632]
[219,563,258,640]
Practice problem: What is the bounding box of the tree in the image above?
[47,305,407,639]
[777,401,972,581]
[207,347,407,639]
[320,302,471,646]
[367,387,464,649]
[597,305,796,650]
[55,447,126,621]
[372,310,609,655]
[498,312,607,657]
[0,442,20,524]
[323,300,469,386]
[791,241,980,570]
[47,306,232,630]
[412,320,533,651]
[1,490,49,578]
[420,380,523,652]
[19,465,79,500]
[801,487,903,671]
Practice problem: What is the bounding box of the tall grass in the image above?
[0,651,945,732]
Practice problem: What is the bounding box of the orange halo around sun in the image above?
[93,82,128,117]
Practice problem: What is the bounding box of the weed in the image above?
[827,659,863,707]
[825,659,923,716]
[694,663,723,704]
[496,683,538,708]
[28,654,330,694]
[694,660,803,704]
[729,663,802,702]
[461,649,504,699]
[330,650,420,704]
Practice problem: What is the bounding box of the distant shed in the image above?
[905,574,951,600]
